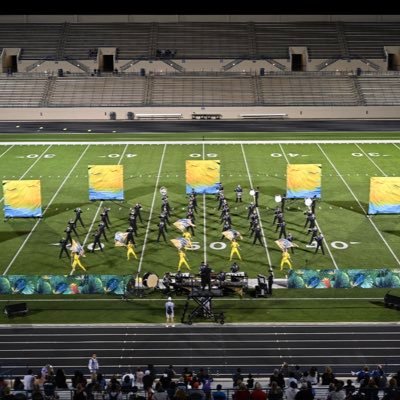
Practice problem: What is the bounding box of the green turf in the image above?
[0,140,399,279]
[1,288,399,324]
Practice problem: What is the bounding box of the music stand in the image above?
[181,289,224,325]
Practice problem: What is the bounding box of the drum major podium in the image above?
[181,288,225,325]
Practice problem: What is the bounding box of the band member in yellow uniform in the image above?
[177,249,191,271]
[126,241,138,260]
[280,250,293,270]
[230,239,242,261]
[71,252,87,273]
[182,230,192,248]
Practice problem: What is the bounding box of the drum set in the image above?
[123,272,159,299]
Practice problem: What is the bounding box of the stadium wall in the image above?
[1,106,400,120]
[1,15,400,23]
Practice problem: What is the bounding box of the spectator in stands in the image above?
[13,377,24,391]
[153,382,168,400]
[182,368,193,387]
[306,367,320,386]
[165,365,177,380]
[295,382,314,400]
[73,383,87,400]
[232,369,244,389]
[269,369,285,389]
[31,384,45,400]
[246,374,254,390]
[142,370,154,392]
[35,372,46,390]
[250,382,266,400]
[351,366,370,384]
[175,388,189,400]
[285,381,299,400]
[107,383,122,400]
[343,380,356,398]
[280,362,290,377]
[135,368,144,389]
[371,365,386,388]
[321,367,335,386]
[72,370,87,389]
[54,368,68,389]
[233,382,251,400]
[159,373,171,391]
[43,375,56,399]
[23,369,35,394]
[359,378,379,400]
[328,381,345,400]
[269,381,283,400]
[383,378,399,400]
[212,385,226,400]
[188,381,206,400]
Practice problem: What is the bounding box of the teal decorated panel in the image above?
[0,275,131,295]
[288,269,400,289]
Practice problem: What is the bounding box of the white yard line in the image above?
[317,144,400,267]
[3,139,400,146]
[278,143,338,269]
[240,144,272,268]
[393,144,400,151]
[0,144,52,203]
[138,144,167,273]
[202,142,207,263]
[354,144,387,176]
[3,145,91,275]
[82,144,129,248]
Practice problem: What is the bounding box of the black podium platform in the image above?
[181,289,224,325]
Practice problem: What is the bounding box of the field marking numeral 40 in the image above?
[26,154,56,158]
[190,153,218,158]
[187,242,227,250]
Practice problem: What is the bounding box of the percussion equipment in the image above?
[142,272,159,288]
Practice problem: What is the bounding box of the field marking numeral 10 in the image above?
[187,242,227,250]
[26,154,56,158]
[270,153,300,158]
[352,152,381,157]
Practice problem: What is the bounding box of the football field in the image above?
[0,138,399,279]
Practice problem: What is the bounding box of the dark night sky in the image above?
[1,0,399,15]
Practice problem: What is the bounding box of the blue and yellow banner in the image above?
[88,165,124,201]
[288,269,400,289]
[186,160,220,194]
[3,180,42,218]
[286,164,321,199]
[368,177,400,214]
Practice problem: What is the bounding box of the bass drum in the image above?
[142,272,159,288]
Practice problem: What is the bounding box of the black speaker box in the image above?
[4,302,28,317]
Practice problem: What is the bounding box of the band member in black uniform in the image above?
[126,226,135,245]
[91,230,103,252]
[103,207,111,225]
[59,237,70,259]
[315,233,325,255]
[100,212,109,229]
[68,219,79,237]
[133,203,143,223]
[64,225,73,245]
[98,222,108,241]
[157,220,167,242]
[74,207,85,228]
[247,202,256,219]
[253,225,263,245]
